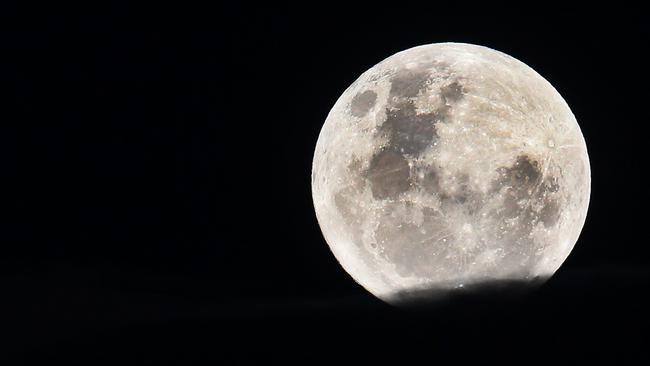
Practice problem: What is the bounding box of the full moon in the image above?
[311,43,590,306]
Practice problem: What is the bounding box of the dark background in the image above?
[1,4,648,364]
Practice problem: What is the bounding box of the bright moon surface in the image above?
[311,43,590,306]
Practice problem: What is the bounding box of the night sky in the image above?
[1,4,648,363]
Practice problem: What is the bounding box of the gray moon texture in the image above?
[311,43,590,306]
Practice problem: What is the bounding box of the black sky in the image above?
[1,4,648,364]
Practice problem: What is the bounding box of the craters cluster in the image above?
[371,154,563,279]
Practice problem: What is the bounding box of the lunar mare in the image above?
[311,43,590,305]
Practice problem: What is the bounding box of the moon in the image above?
[311,43,590,306]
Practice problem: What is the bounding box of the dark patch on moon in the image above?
[534,176,562,227]
[419,165,441,196]
[389,68,431,98]
[543,176,560,193]
[539,199,560,227]
[380,101,441,156]
[498,155,543,192]
[489,156,562,250]
[364,149,411,200]
[350,90,377,117]
[492,155,543,220]
[440,81,465,103]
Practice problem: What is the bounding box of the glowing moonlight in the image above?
[311,43,590,306]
